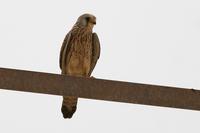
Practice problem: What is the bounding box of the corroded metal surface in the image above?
[0,67,200,111]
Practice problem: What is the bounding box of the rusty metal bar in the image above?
[0,67,200,111]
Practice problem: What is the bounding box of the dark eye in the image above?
[85,17,90,22]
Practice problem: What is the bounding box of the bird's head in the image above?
[76,13,96,29]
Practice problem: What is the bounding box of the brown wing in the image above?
[88,33,101,76]
[59,31,72,73]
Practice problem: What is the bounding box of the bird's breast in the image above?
[67,33,93,76]
[72,33,92,58]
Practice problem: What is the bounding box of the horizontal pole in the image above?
[0,67,200,111]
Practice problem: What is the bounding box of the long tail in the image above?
[61,96,78,119]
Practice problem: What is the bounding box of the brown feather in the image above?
[59,14,100,119]
[88,33,101,76]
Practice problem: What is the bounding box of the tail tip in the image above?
[61,105,77,119]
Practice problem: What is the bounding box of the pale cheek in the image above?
[82,20,87,26]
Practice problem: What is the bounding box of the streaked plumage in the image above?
[59,14,100,118]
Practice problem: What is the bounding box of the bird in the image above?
[59,14,101,119]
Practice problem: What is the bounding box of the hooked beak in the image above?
[91,18,96,25]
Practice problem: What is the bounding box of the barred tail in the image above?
[61,96,78,119]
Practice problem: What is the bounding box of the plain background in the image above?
[0,0,200,132]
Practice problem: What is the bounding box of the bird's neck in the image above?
[73,23,93,32]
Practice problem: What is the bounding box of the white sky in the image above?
[0,0,200,132]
